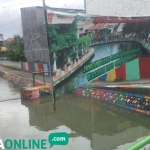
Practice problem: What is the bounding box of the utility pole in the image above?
[0,34,4,47]
[84,0,86,13]
[42,0,56,110]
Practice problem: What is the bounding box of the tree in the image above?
[47,18,78,52]
[5,35,26,61]
[122,22,136,35]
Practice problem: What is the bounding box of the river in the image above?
[0,77,150,150]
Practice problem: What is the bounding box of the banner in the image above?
[45,6,150,97]
[85,0,150,17]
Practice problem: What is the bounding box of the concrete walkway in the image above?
[0,65,52,84]
[87,79,150,86]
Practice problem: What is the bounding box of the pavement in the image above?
[1,65,150,87]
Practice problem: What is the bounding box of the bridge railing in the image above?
[90,37,150,53]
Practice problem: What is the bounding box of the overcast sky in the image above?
[0,0,84,40]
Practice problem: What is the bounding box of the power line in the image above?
[2,6,18,34]
[5,0,42,8]
[67,0,79,8]
[78,0,93,9]
[0,18,21,28]
[47,0,61,6]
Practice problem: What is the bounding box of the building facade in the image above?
[21,6,49,63]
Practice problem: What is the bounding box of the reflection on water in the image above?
[55,42,142,97]
[1,75,150,149]
[0,79,150,150]
[0,77,20,102]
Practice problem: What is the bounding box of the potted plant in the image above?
[67,62,71,67]
[76,58,79,62]
[62,66,66,71]
[52,71,57,76]
[79,55,82,59]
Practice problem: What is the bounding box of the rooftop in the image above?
[6,38,14,41]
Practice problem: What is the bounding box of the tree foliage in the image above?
[122,19,150,35]
[47,18,91,52]
[47,17,91,68]
[47,18,78,52]
[5,35,26,61]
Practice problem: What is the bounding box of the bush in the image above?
[5,35,26,61]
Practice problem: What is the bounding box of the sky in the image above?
[0,0,84,40]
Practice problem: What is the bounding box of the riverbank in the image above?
[1,65,150,88]
[0,65,53,100]
[0,65,52,85]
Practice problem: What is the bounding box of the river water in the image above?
[0,77,150,150]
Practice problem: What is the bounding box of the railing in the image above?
[127,135,150,150]
[90,37,150,53]
[53,49,95,85]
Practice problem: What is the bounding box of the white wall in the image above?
[0,60,22,70]
[85,0,150,17]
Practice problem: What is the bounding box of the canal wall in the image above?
[96,57,150,82]
[76,87,150,116]
[0,70,44,88]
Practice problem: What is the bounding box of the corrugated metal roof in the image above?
[87,23,109,31]
[6,38,14,41]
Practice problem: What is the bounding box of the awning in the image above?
[87,23,109,31]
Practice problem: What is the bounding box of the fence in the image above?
[0,60,51,76]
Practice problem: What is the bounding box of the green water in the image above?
[0,77,150,150]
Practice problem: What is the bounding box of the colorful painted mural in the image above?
[21,62,50,76]
[76,86,150,116]
[97,57,150,82]
[1,71,44,87]
[46,7,150,95]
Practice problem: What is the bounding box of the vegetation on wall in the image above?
[47,18,78,52]
[47,18,91,52]
[122,20,150,36]
[5,35,26,61]
[47,17,91,69]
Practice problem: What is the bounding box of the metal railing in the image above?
[127,135,150,150]
[90,37,150,53]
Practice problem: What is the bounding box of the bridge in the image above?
[90,37,150,53]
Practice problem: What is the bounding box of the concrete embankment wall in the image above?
[0,60,50,76]
[97,57,150,81]
[0,70,43,88]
